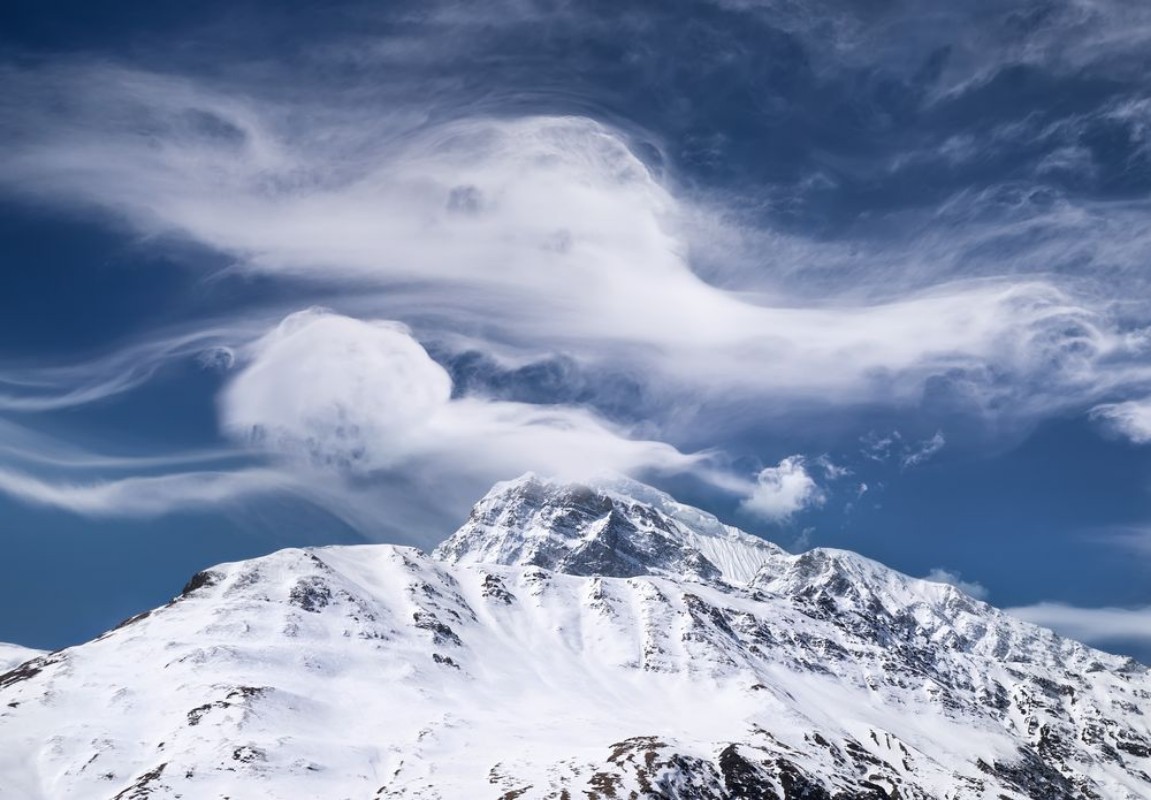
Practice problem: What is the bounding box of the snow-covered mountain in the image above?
[1,474,1149,799]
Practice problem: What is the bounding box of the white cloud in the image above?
[860,430,947,469]
[903,431,946,468]
[4,49,1151,528]
[1007,602,1151,648]
[0,64,1142,431]
[924,568,989,601]
[221,310,454,472]
[1090,399,1151,443]
[0,466,296,517]
[1,0,1151,547]
[740,456,824,521]
[813,455,851,480]
[220,308,700,483]
[861,431,901,462]
[0,327,250,412]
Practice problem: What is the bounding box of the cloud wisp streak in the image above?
[0,325,253,413]
[0,466,297,518]
[1007,602,1151,651]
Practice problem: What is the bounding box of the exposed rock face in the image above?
[0,474,1148,799]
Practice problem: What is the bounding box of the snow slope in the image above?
[1,474,1148,799]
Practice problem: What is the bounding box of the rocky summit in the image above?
[1,474,1149,799]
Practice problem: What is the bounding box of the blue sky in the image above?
[3,0,1151,662]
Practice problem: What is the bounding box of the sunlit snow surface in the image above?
[1,475,1148,798]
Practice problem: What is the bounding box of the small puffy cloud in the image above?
[740,456,824,522]
[924,567,989,601]
[1090,400,1151,444]
[1007,603,1151,649]
[221,310,454,471]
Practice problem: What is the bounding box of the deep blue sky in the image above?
[3,0,1151,662]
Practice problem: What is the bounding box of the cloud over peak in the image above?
[924,568,989,601]
[221,308,700,483]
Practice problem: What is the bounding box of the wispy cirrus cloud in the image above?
[0,466,296,517]
[1090,400,1151,444]
[0,63,1142,421]
[861,431,949,469]
[0,324,254,413]
[1007,602,1151,653]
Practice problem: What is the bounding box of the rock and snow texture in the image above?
[435,473,786,585]
[0,474,1149,799]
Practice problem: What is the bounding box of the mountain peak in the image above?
[433,473,785,585]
